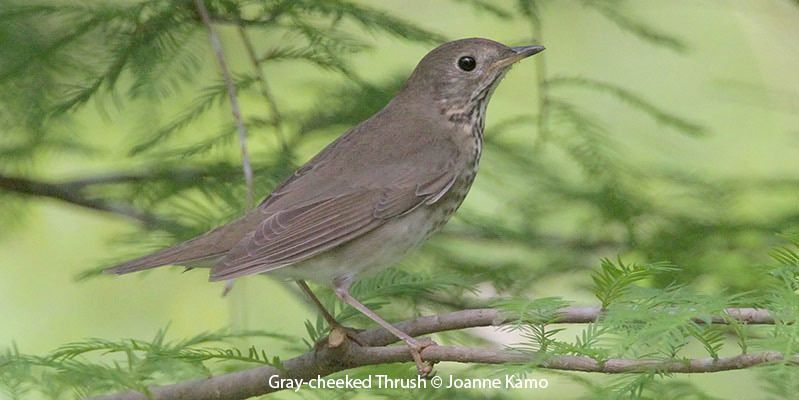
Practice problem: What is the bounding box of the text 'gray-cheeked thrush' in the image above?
[107,38,544,375]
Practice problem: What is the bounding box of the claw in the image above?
[406,337,438,377]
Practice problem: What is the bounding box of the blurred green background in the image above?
[1,0,799,398]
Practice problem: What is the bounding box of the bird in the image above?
[106,37,544,375]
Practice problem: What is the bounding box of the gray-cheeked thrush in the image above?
[107,38,545,375]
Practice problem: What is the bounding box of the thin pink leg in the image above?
[333,279,435,375]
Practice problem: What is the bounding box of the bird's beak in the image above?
[492,45,545,70]
[511,45,546,58]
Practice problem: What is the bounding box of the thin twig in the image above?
[64,167,210,188]
[194,0,254,209]
[236,23,289,153]
[0,173,165,227]
[87,306,782,400]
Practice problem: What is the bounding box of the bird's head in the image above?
[400,38,544,123]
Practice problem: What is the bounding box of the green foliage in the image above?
[548,77,705,137]
[493,297,570,355]
[1,0,798,399]
[752,235,799,397]
[494,246,799,398]
[0,328,289,398]
[1,0,794,294]
[579,0,687,51]
[591,258,676,308]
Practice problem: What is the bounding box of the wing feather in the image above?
[210,191,382,280]
[209,172,455,281]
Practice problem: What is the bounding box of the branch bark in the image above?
[87,306,785,400]
[0,173,164,227]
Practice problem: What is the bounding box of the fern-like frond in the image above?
[581,0,687,52]
[591,258,676,308]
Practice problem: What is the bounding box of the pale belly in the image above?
[269,205,441,285]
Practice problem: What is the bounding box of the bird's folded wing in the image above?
[209,173,455,281]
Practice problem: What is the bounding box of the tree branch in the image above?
[236,22,289,153]
[0,173,164,227]
[87,306,784,400]
[0,165,254,228]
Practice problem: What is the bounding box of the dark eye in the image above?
[457,56,476,71]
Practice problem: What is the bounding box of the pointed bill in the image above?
[492,45,545,69]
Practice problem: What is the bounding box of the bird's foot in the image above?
[404,337,438,377]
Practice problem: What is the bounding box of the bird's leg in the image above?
[296,280,339,327]
[333,279,437,376]
[295,280,364,347]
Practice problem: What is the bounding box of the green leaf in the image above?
[592,257,677,308]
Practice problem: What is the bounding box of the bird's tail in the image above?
[104,213,256,275]
[104,235,225,274]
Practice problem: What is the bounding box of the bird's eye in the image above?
[457,56,476,71]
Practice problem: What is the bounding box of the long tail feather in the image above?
[104,236,224,274]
